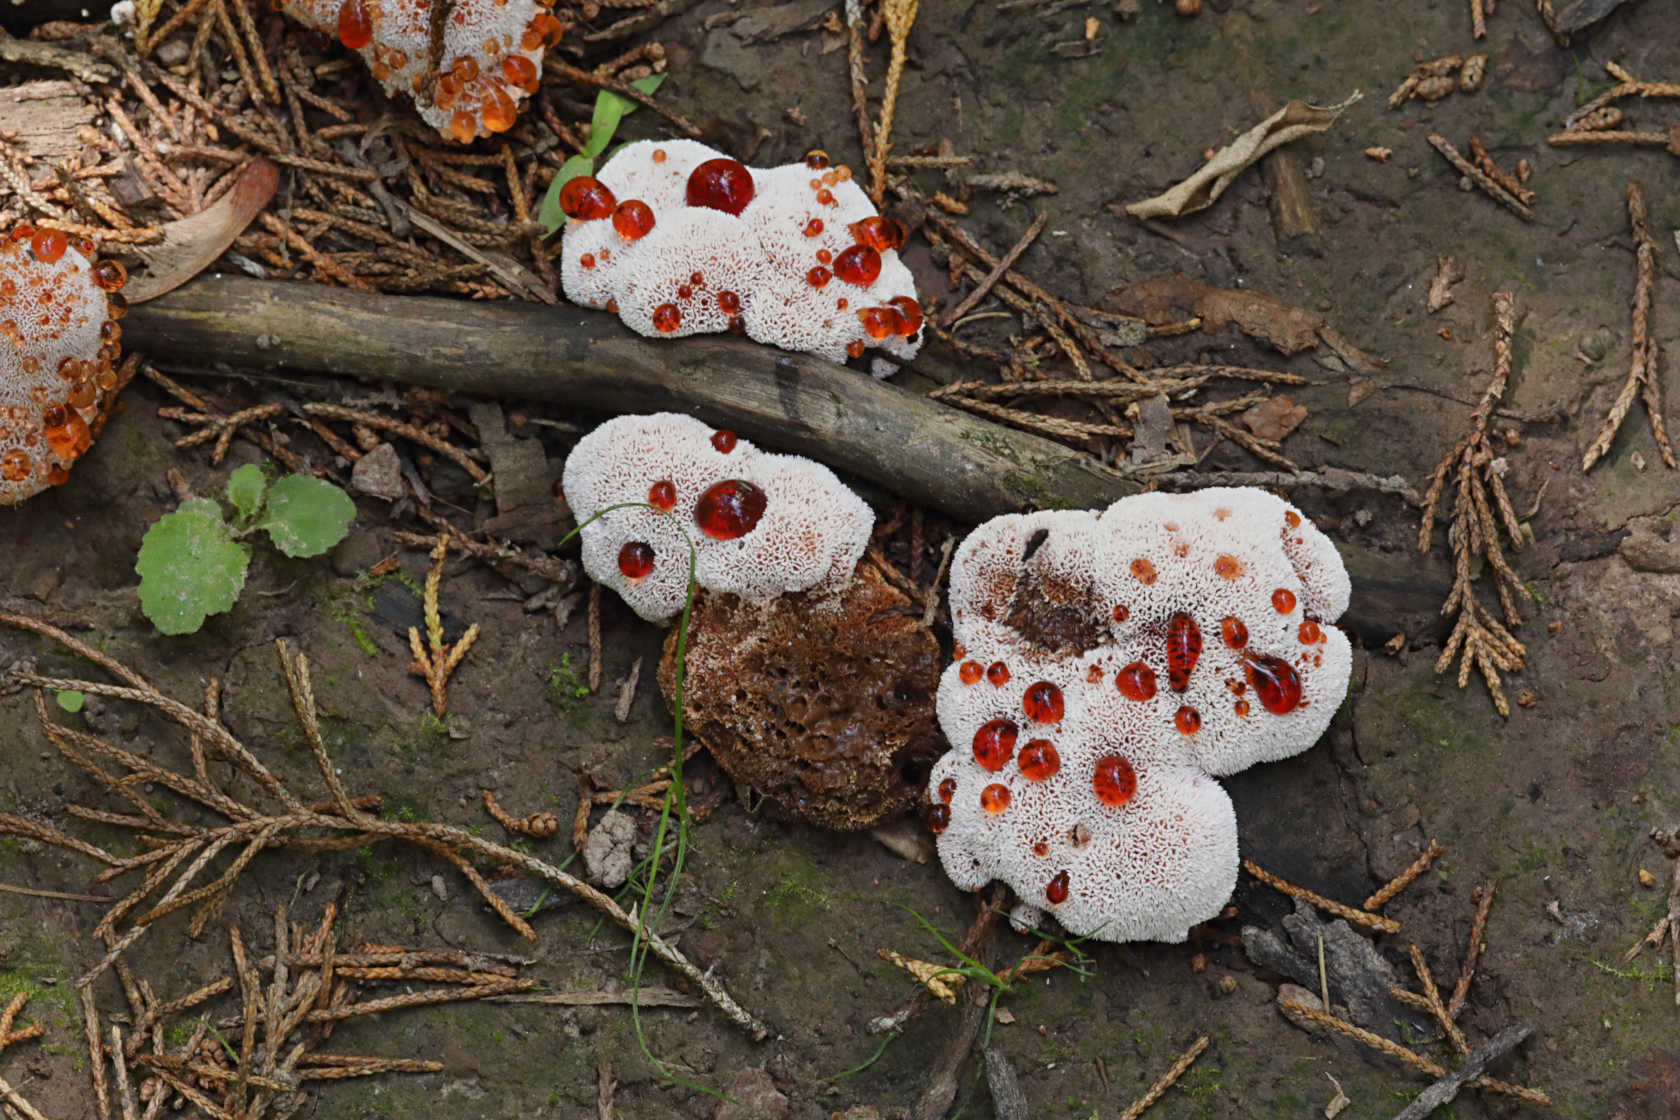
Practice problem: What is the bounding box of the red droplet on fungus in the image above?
[1116,662,1156,702]
[979,784,1010,813]
[938,777,957,802]
[336,0,373,48]
[1174,705,1201,734]
[958,660,983,685]
[1221,616,1248,648]
[686,158,755,215]
[1245,653,1302,714]
[1272,588,1297,613]
[972,718,1018,771]
[617,541,654,580]
[849,216,906,252]
[926,803,950,833]
[1165,612,1202,692]
[647,480,676,510]
[1018,739,1060,781]
[985,661,1009,687]
[612,199,655,240]
[651,302,681,332]
[693,479,766,540]
[833,244,882,286]
[711,429,737,453]
[1093,755,1136,807]
[1046,870,1070,904]
[1022,681,1064,724]
[560,177,617,220]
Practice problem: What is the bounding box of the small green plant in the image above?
[54,689,83,713]
[135,464,355,635]
[535,75,666,236]
[545,653,591,711]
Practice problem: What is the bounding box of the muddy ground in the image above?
[4,0,1680,1116]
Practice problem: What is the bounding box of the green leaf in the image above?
[537,153,598,237]
[136,507,250,635]
[257,474,355,558]
[226,464,267,521]
[55,689,84,713]
[536,76,666,238]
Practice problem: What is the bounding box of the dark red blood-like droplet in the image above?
[816,248,832,264]
[1235,699,1250,717]
[887,295,923,336]
[1166,612,1202,692]
[1093,755,1136,807]
[971,718,1018,771]
[1130,557,1156,584]
[845,339,864,359]
[676,285,693,300]
[806,266,831,288]
[579,253,595,269]
[693,479,766,540]
[803,218,824,237]
[926,803,950,833]
[1174,705,1201,734]
[958,661,982,685]
[938,777,956,802]
[849,216,906,252]
[91,259,126,291]
[856,306,904,339]
[1031,840,1049,856]
[612,199,655,240]
[336,0,372,48]
[1018,739,1060,781]
[1115,662,1156,702]
[617,541,654,580]
[651,302,681,333]
[833,245,881,287]
[1298,620,1322,644]
[1221,616,1248,649]
[728,315,746,334]
[1112,604,1129,623]
[1245,653,1302,714]
[980,784,1010,813]
[647,480,676,511]
[717,290,740,314]
[30,229,66,264]
[1272,588,1297,613]
[985,661,1009,687]
[686,158,755,215]
[690,272,704,287]
[1022,681,1064,724]
[711,429,737,453]
[560,176,617,220]
[1046,870,1070,905]
[1214,553,1243,579]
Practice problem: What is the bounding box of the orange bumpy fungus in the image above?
[278,0,560,142]
[0,227,127,505]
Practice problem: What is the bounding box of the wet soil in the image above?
[4,0,1680,1117]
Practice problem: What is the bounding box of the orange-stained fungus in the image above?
[1116,662,1156,702]
[1085,664,1104,684]
[612,199,655,240]
[693,479,766,540]
[833,244,881,287]
[1244,653,1302,714]
[617,541,653,580]
[686,158,754,215]
[1284,510,1301,529]
[651,302,681,332]
[1165,612,1202,692]
[972,718,1018,771]
[1093,755,1136,807]
[1018,739,1060,781]
[1022,681,1064,724]
[1214,553,1243,579]
[1130,557,1156,584]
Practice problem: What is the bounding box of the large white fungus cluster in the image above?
[561,412,873,622]
[275,0,561,142]
[559,140,923,371]
[928,488,1352,943]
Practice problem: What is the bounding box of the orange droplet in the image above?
[926,803,950,833]
[1298,620,1322,644]
[1221,616,1247,648]
[806,266,831,289]
[958,660,982,685]
[1045,870,1070,904]
[559,176,617,220]
[855,306,903,339]
[449,110,476,143]
[805,150,830,169]
[710,429,737,453]
[1017,739,1060,781]
[617,541,654,580]
[1272,588,1297,613]
[985,661,1009,687]
[693,479,766,539]
[651,302,681,333]
[803,218,824,237]
[30,229,66,264]
[1130,557,1156,584]
[612,199,655,241]
[979,783,1010,814]
[717,290,740,314]
[1093,755,1136,807]
[833,244,882,286]
[972,719,1017,771]
[1116,662,1156,702]
[647,480,676,511]
[501,53,539,92]
[1284,509,1301,529]
[937,777,957,802]
[1174,705,1201,734]
[848,216,906,252]
[336,0,372,49]
[0,449,28,482]
[90,259,126,291]
[481,85,518,133]
[1214,553,1243,579]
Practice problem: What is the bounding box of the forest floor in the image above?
[3,0,1680,1117]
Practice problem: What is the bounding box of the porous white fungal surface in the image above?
[562,412,873,622]
[929,488,1352,943]
[275,0,559,142]
[0,230,126,506]
[560,140,923,369]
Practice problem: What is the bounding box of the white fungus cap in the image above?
[930,488,1352,943]
[561,413,874,622]
[560,141,924,369]
[275,0,557,142]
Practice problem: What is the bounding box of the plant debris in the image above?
[1418,291,1528,716]
[407,531,481,716]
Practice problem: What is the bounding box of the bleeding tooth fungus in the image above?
[559,140,923,373]
[0,226,128,506]
[930,489,1351,943]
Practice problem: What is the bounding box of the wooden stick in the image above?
[124,277,1151,523]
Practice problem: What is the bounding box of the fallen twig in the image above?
[1426,135,1534,222]
[1448,880,1496,1020]
[1115,1035,1209,1120]
[1365,839,1444,910]
[1243,861,1399,935]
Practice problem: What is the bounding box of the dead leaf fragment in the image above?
[1640,867,1658,888]
[1365,146,1393,161]
[125,158,279,302]
[1124,93,1360,220]
[1428,255,1459,312]
[878,949,965,1003]
[1241,395,1308,441]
